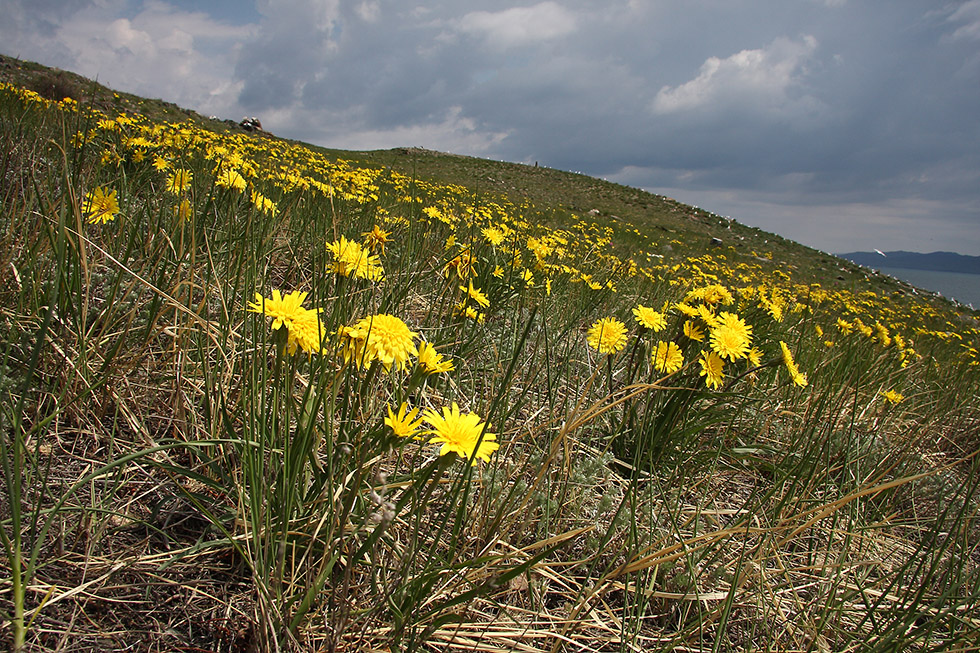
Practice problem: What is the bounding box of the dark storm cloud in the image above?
[2,0,978,253]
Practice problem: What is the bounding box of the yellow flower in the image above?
[710,324,750,361]
[653,341,684,374]
[417,341,454,375]
[674,302,698,318]
[336,325,368,367]
[250,189,277,216]
[779,341,808,388]
[174,198,192,221]
[709,313,752,362]
[152,156,170,171]
[362,224,391,255]
[587,317,628,355]
[285,307,326,355]
[483,226,505,246]
[424,402,499,465]
[633,305,667,332]
[353,314,418,372]
[443,250,476,279]
[216,169,247,192]
[248,289,323,355]
[683,320,705,342]
[83,187,119,224]
[327,236,385,281]
[697,304,718,328]
[699,350,725,389]
[385,402,425,439]
[881,389,904,404]
[461,281,490,308]
[166,168,193,194]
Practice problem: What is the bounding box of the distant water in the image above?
[875,266,980,308]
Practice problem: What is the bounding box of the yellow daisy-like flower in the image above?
[443,250,476,279]
[697,304,719,328]
[417,341,454,375]
[385,402,425,439]
[284,308,325,355]
[653,341,684,374]
[881,389,904,404]
[633,305,667,332]
[336,325,368,367]
[174,198,192,222]
[362,224,391,255]
[483,226,505,246]
[83,187,120,224]
[710,314,752,362]
[250,190,277,216]
[683,320,705,342]
[424,402,499,465]
[710,324,751,361]
[248,289,323,355]
[779,341,808,388]
[166,168,193,194]
[152,156,170,171]
[327,236,385,281]
[587,317,628,355]
[673,302,698,319]
[460,281,490,308]
[353,314,418,372]
[699,350,725,390]
[216,168,247,192]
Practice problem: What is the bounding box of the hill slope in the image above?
[1,52,873,288]
[2,56,979,653]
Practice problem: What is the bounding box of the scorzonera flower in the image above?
[327,236,385,281]
[351,314,418,371]
[779,341,808,388]
[633,305,667,332]
[587,317,628,355]
[84,187,120,224]
[417,341,454,375]
[385,402,425,439]
[653,341,684,374]
[248,289,324,355]
[699,350,725,389]
[424,402,499,465]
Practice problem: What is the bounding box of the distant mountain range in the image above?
[837,251,980,275]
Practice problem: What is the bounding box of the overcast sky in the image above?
[4,0,980,255]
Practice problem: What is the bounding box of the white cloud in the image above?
[456,2,577,48]
[304,105,511,155]
[356,1,381,23]
[947,0,980,40]
[652,35,820,118]
[6,2,255,115]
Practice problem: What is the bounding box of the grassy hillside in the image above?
[1,58,979,652]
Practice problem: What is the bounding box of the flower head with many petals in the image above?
[587,317,628,355]
[424,402,498,465]
[327,236,384,281]
[633,305,667,332]
[352,314,418,371]
[84,187,119,224]
[653,341,684,374]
